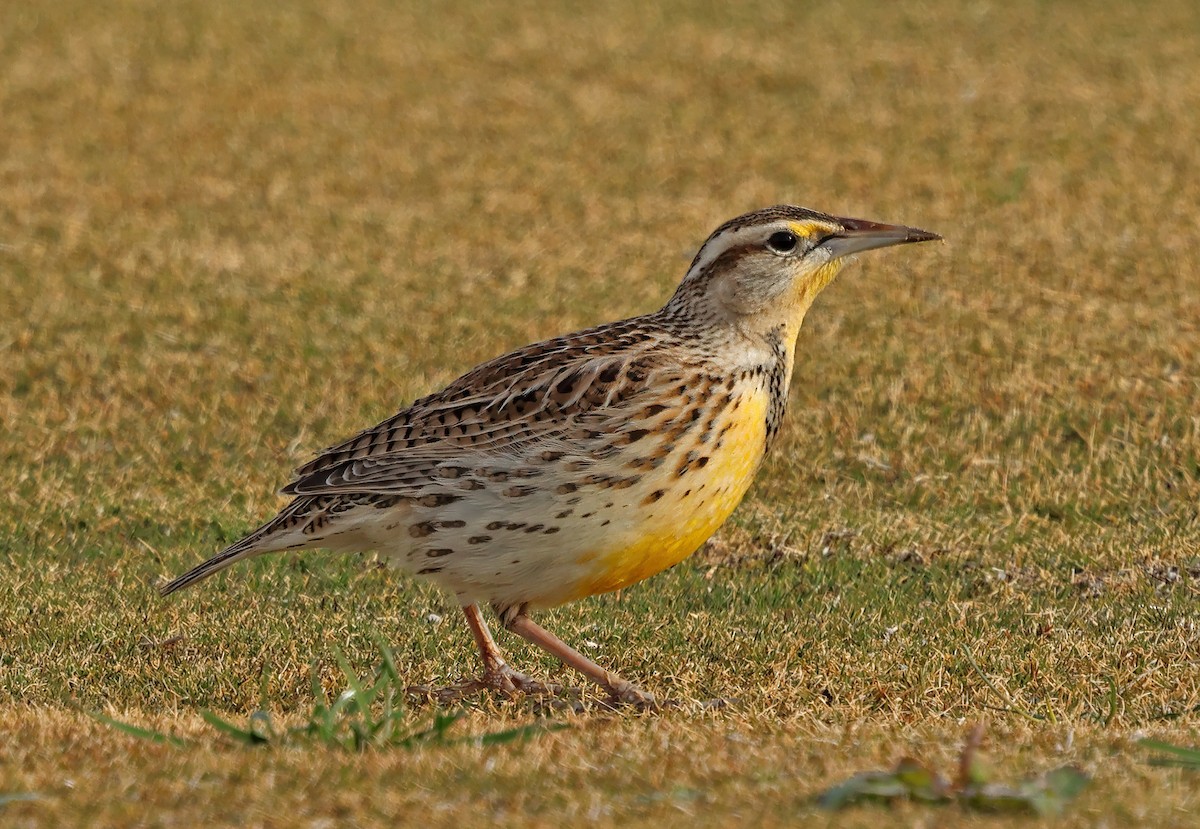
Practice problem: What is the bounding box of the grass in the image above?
[2,0,1199,824]
[88,639,562,752]
[813,723,1090,815]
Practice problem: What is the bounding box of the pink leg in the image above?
[507,614,658,708]
[463,603,509,676]
[454,604,558,698]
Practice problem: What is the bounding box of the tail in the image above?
[159,505,305,596]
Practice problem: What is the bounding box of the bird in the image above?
[161,205,940,707]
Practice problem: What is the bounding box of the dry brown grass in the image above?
[2,0,1199,825]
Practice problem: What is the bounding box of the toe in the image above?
[605,682,662,710]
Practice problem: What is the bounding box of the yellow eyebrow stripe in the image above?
[787,220,832,239]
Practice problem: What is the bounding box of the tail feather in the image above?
[159,510,299,596]
[160,494,387,596]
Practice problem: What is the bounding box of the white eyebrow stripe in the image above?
[683,224,774,282]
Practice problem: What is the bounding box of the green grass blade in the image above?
[309,660,328,709]
[200,710,271,745]
[332,646,371,707]
[1103,677,1119,727]
[306,660,338,743]
[373,636,402,684]
[1140,739,1200,769]
[396,711,464,748]
[463,721,570,747]
[86,711,189,748]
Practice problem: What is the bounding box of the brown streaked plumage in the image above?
[161,205,940,706]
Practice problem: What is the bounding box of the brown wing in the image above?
[280,315,680,497]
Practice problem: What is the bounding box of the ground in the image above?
[2,0,1199,825]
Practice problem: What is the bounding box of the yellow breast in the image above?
[567,387,769,600]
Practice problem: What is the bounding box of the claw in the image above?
[408,664,562,705]
[602,679,667,711]
[481,663,562,697]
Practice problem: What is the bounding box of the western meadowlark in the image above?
[162,205,939,706]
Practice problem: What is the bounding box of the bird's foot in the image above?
[481,663,562,697]
[415,663,562,704]
[601,680,670,711]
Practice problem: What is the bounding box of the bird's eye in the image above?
[766,231,798,254]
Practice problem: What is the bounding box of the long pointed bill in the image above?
[818,217,942,260]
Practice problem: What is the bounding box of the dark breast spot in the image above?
[675,451,699,477]
[417,494,463,508]
[409,522,436,538]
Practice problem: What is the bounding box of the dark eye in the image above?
[766,231,798,254]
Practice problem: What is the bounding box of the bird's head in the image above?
[666,205,940,331]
